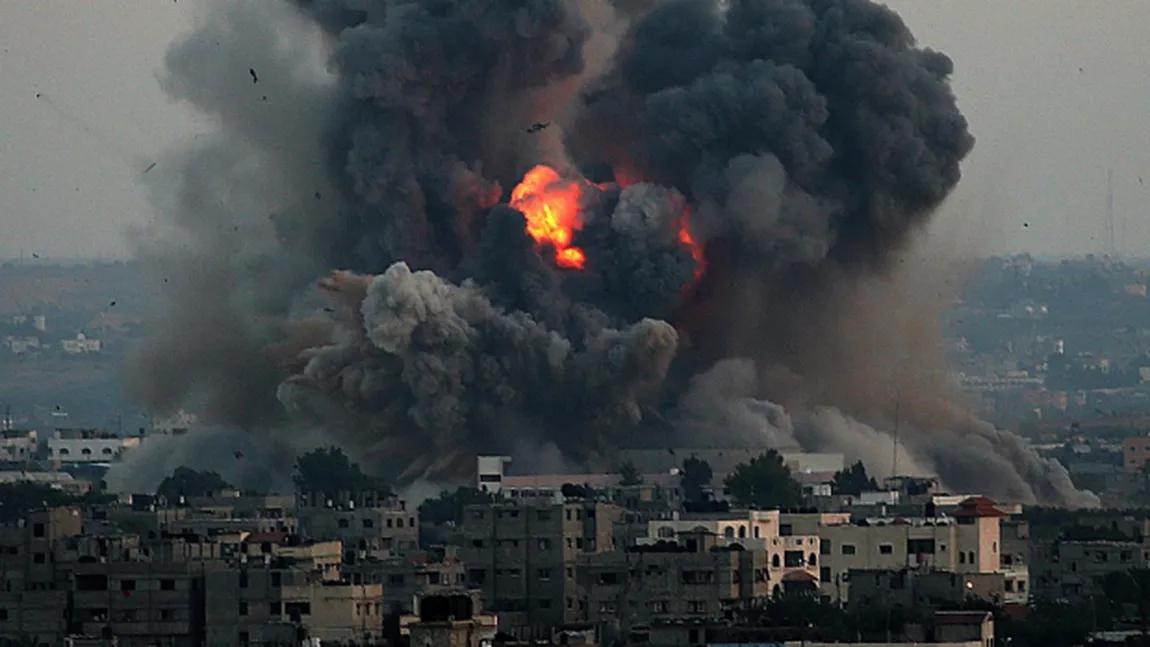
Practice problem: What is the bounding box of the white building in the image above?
[0,429,37,461]
[48,428,139,463]
[3,335,41,354]
[61,333,101,354]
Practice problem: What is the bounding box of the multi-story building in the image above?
[342,547,469,615]
[298,492,419,558]
[48,428,140,464]
[460,499,624,637]
[576,528,776,640]
[783,496,1006,603]
[645,509,822,597]
[1122,436,1150,473]
[0,428,37,461]
[999,518,1030,605]
[847,568,1007,612]
[1030,538,1150,603]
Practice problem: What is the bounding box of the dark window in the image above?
[397,518,404,528]
[271,572,282,587]
[239,632,250,646]
[598,572,620,585]
[820,539,831,555]
[388,574,405,585]
[338,519,350,529]
[32,523,44,538]
[468,569,487,585]
[239,602,248,616]
[537,510,552,521]
[879,544,894,555]
[363,519,375,529]
[285,602,311,617]
[160,579,175,591]
[820,567,831,581]
[32,552,45,564]
[159,609,174,621]
[907,539,936,555]
[239,572,248,588]
[270,601,282,615]
[841,544,857,555]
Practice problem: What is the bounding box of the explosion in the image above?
[122,0,1098,508]
[510,166,591,270]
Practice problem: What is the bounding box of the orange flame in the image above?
[678,207,706,286]
[510,165,588,269]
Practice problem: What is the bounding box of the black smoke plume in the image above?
[122,0,1097,507]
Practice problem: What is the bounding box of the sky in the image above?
[1,1,1149,261]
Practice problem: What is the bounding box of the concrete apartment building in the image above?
[783,497,1007,603]
[576,528,779,639]
[1030,538,1150,602]
[48,428,140,463]
[343,547,468,614]
[460,499,624,638]
[297,491,419,558]
[644,509,822,594]
[1122,436,1150,473]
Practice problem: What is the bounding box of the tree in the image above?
[418,487,493,525]
[294,447,390,498]
[724,450,802,509]
[680,456,712,504]
[619,461,643,487]
[832,460,879,496]
[156,467,232,501]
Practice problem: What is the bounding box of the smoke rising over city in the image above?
[122,0,1098,507]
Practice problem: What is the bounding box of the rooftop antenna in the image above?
[891,392,901,482]
[1106,168,1117,257]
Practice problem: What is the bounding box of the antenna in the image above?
[891,393,900,481]
[1106,168,1117,257]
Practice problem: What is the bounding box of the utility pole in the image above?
[1106,168,1117,257]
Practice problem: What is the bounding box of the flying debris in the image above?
[125,0,1098,508]
[249,68,258,83]
[143,162,157,175]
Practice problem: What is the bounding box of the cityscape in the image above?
[4,1,1150,647]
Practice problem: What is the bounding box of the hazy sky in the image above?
[1,1,1149,260]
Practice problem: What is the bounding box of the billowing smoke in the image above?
[125,0,1097,507]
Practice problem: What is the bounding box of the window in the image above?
[33,552,45,564]
[472,539,484,548]
[537,509,552,521]
[539,598,552,609]
[32,523,44,538]
[239,572,249,588]
[688,600,707,614]
[841,544,857,555]
[271,572,282,587]
[566,509,572,521]
[879,544,894,555]
[907,539,936,555]
[396,518,404,528]
[820,539,831,555]
[338,519,350,529]
[820,567,831,581]
[598,572,620,585]
[160,579,175,591]
[771,554,780,568]
[239,632,250,646]
[159,609,174,621]
[102,448,113,455]
[968,551,976,564]
[239,602,249,616]
[286,602,311,617]
[1005,580,1014,592]
[0,609,7,621]
[271,602,282,615]
[538,538,551,550]
[649,600,669,613]
[1018,580,1026,592]
[363,519,375,529]
[959,552,966,564]
[724,527,735,538]
[809,553,817,566]
[81,448,92,456]
[468,569,487,585]
[538,569,552,581]
[389,574,405,585]
[784,551,804,567]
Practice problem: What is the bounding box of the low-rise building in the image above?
[298,492,419,558]
[48,429,139,464]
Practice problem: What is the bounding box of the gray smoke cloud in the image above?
[127,0,1095,506]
